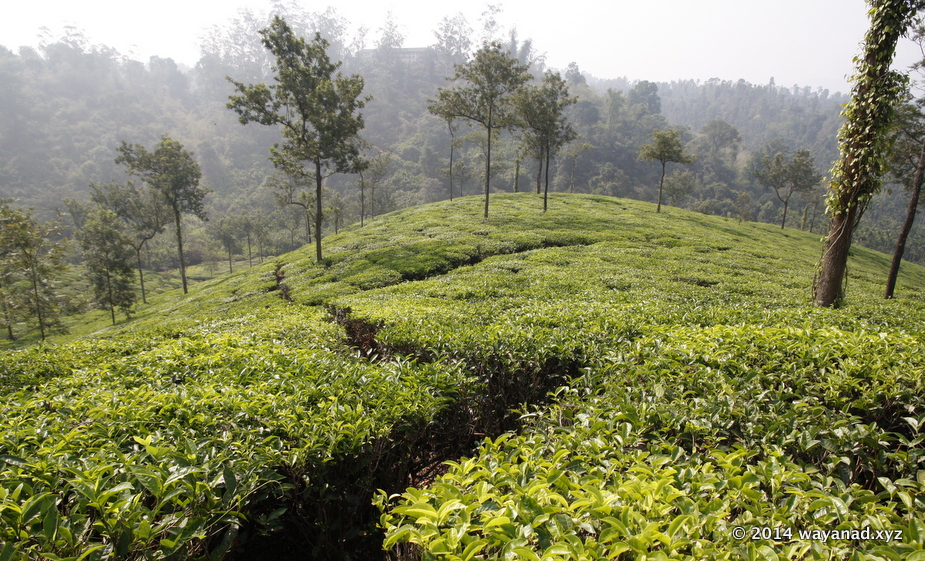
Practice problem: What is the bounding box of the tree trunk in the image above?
[359,171,366,226]
[656,162,666,213]
[810,196,820,233]
[106,268,115,325]
[780,200,789,229]
[174,208,188,294]
[543,144,551,212]
[30,264,45,341]
[484,121,492,219]
[136,248,147,304]
[535,147,544,194]
[448,130,455,201]
[228,247,233,273]
[2,287,15,340]
[813,0,915,307]
[513,158,520,193]
[814,204,859,307]
[885,138,925,298]
[246,234,252,268]
[315,159,324,262]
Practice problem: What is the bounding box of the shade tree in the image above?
[0,202,29,340]
[513,71,577,210]
[428,42,531,218]
[0,201,69,340]
[638,128,695,212]
[228,15,369,263]
[208,216,241,273]
[78,208,137,324]
[89,180,170,303]
[265,170,315,244]
[884,96,925,298]
[115,135,208,294]
[362,152,394,221]
[753,147,822,229]
[814,0,925,307]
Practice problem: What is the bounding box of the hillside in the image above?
[2,194,924,560]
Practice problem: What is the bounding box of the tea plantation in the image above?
[2,194,924,560]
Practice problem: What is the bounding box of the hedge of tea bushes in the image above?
[379,324,925,560]
[0,307,471,560]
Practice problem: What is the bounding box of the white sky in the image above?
[2,0,923,95]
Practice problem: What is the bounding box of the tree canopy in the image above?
[89,181,169,303]
[115,135,207,294]
[0,201,69,340]
[753,148,822,229]
[638,128,695,212]
[429,42,531,218]
[228,15,368,263]
[514,71,578,211]
[78,208,137,324]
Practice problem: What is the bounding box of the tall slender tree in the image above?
[443,117,460,200]
[429,42,531,218]
[884,17,925,298]
[265,170,314,244]
[116,135,207,294]
[514,71,577,211]
[0,202,69,340]
[0,244,19,340]
[365,152,393,219]
[0,201,27,340]
[884,99,925,297]
[79,209,137,324]
[89,181,169,303]
[228,15,369,263]
[638,129,695,212]
[814,0,925,307]
[209,216,240,273]
[753,148,823,229]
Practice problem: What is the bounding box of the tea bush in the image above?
[0,307,470,560]
[378,324,925,559]
[3,194,925,560]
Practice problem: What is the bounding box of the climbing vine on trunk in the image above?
[814,0,924,307]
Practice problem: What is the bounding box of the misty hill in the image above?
[2,193,924,559]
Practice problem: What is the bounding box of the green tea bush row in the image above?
[379,325,925,559]
[0,308,470,560]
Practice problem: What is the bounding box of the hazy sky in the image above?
[3,0,923,94]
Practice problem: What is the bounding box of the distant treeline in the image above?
[0,3,922,268]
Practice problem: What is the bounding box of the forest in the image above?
[3,3,924,332]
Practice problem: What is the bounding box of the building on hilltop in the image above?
[357,47,431,64]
